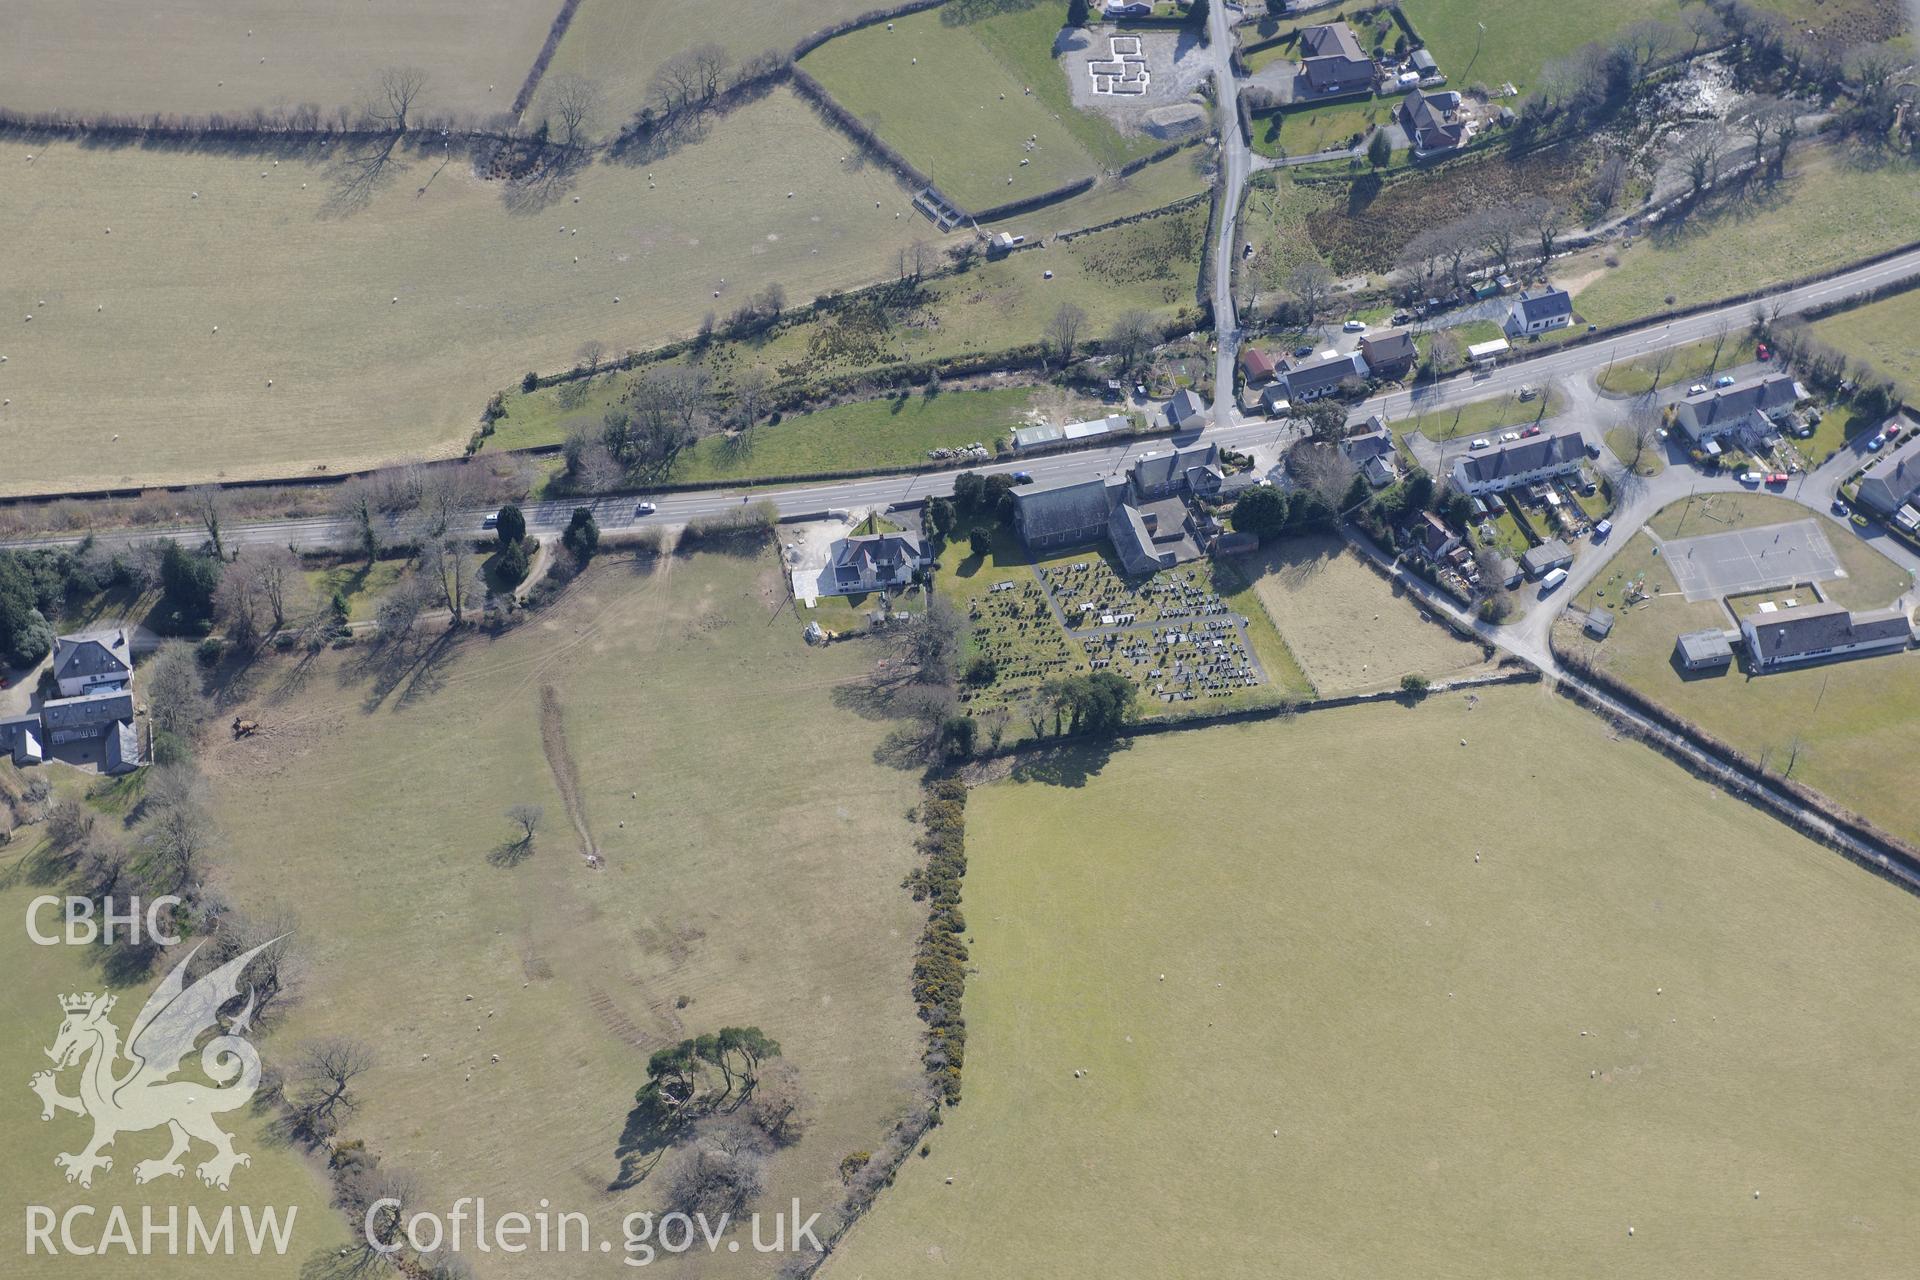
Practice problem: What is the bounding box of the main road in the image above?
[1206,0,1251,428]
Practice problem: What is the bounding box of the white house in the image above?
[1740,601,1911,672]
[1673,372,1804,444]
[826,532,930,596]
[52,628,132,698]
[1503,286,1572,337]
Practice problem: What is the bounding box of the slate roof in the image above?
[1453,430,1584,487]
[1510,286,1572,326]
[1343,429,1395,463]
[1132,443,1218,497]
[1399,90,1464,149]
[1281,351,1365,397]
[832,531,924,572]
[41,689,136,734]
[1012,476,1124,539]
[52,629,131,683]
[104,721,142,773]
[1167,388,1207,426]
[1359,328,1417,369]
[1676,373,1802,435]
[1743,602,1911,666]
[0,714,42,765]
[1857,426,1920,513]
[1298,22,1372,91]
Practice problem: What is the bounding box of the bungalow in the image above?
[1856,425,1920,515]
[52,627,131,698]
[1358,328,1417,378]
[1449,430,1584,496]
[827,531,930,596]
[1398,90,1468,154]
[1166,388,1208,430]
[1239,346,1278,387]
[1520,538,1574,579]
[1740,602,1911,672]
[1504,286,1572,337]
[1279,350,1368,403]
[1298,22,1374,95]
[1674,372,1805,444]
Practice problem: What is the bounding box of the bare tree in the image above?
[288,1037,375,1137]
[505,803,544,848]
[141,764,216,891]
[188,486,227,559]
[375,572,432,642]
[1590,153,1629,211]
[371,66,428,133]
[663,1116,769,1219]
[1476,206,1523,277]
[333,478,383,566]
[1107,309,1157,373]
[1284,259,1336,325]
[1287,440,1358,509]
[743,1060,810,1147]
[1519,198,1565,269]
[1675,124,1728,202]
[1044,302,1088,367]
[727,366,771,436]
[544,73,602,149]
[1683,4,1727,56]
[1619,19,1679,75]
[145,641,210,739]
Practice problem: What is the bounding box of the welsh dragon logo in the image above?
[29,938,281,1191]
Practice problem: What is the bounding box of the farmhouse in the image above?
[1011,444,1225,575]
[2,629,142,772]
[1674,372,1804,444]
[1520,539,1574,579]
[1358,329,1417,378]
[1398,90,1470,154]
[52,627,132,697]
[1279,350,1368,403]
[1856,426,1920,515]
[1504,286,1573,337]
[827,531,930,596]
[1449,430,1584,496]
[1675,628,1735,671]
[1297,22,1374,95]
[1739,601,1912,672]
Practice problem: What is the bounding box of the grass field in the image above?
[0,846,346,1276]
[1399,0,1684,94]
[0,90,935,497]
[0,0,551,122]
[544,0,880,137]
[1570,494,1918,840]
[305,557,407,620]
[826,687,1920,1279]
[1251,98,1387,159]
[802,6,1118,211]
[1394,385,1564,442]
[1243,534,1491,695]
[497,203,1209,451]
[195,547,929,1278]
[1594,335,1760,397]
[1812,285,1920,401]
[1569,148,1920,328]
[1000,146,1210,240]
[496,384,1033,478]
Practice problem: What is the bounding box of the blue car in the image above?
[1011,471,1034,485]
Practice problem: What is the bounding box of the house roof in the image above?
[1743,602,1911,665]
[1510,286,1572,325]
[1239,347,1276,381]
[1453,430,1584,486]
[1132,443,1218,496]
[1399,90,1464,147]
[1521,539,1573,574]
[41,688,135,733]
[1167,388,1207,425]
[1409,48,1439,72]
[1676,629,1734,665]
[104,721,142,772]
[1857,426,1920,512]
[1281,351,1365,395]
[832,531,925,573]
[1677,373,1802,433]
[1343,429,1395,462]
[1359,328,1417,366]
[1299,21,1366,62]
[1012,475,1124,539]
[0,714,43,763]
[52,629,131,683]
[1363,454,1398,486]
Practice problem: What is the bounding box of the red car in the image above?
[1755,343,1771,361]
[1765,472,1789,486]
[1520,425,1542,437]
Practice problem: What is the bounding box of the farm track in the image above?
[539,683,600,866]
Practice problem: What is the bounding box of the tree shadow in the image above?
[487,837,534,868]
[353,629,458,713]
[321,133,406,219]
[610,1092,688,1191]
[499,148,588,216]
[1008,736,1129,787]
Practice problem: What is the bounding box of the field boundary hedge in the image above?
[510,0,587,117]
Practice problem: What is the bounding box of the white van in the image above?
[1539,567,1569,592]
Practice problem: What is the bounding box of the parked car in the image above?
[1242,241,1254,258]
[1688,383,1709,395]
[1539,567,1569,593]
[1756,343,1771,360]
[481,511,500,529]
[1293,345,1313,358]
[1011,471,1034,485]
[1766,472,1789,487]
[1831,498,1850,517]
[1584,442,1601,458]
[1715,374,1737,387]
[1886,425,1904,441]
[634,501,657,516]
[1868,434,1887,452]
[1501,431,1520,442]
[1517,385,1536,401]
[1342,319,1365,332]
[1469,438,1491,450]
[1738,471,1762,485]
[1520,424,1542,438]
